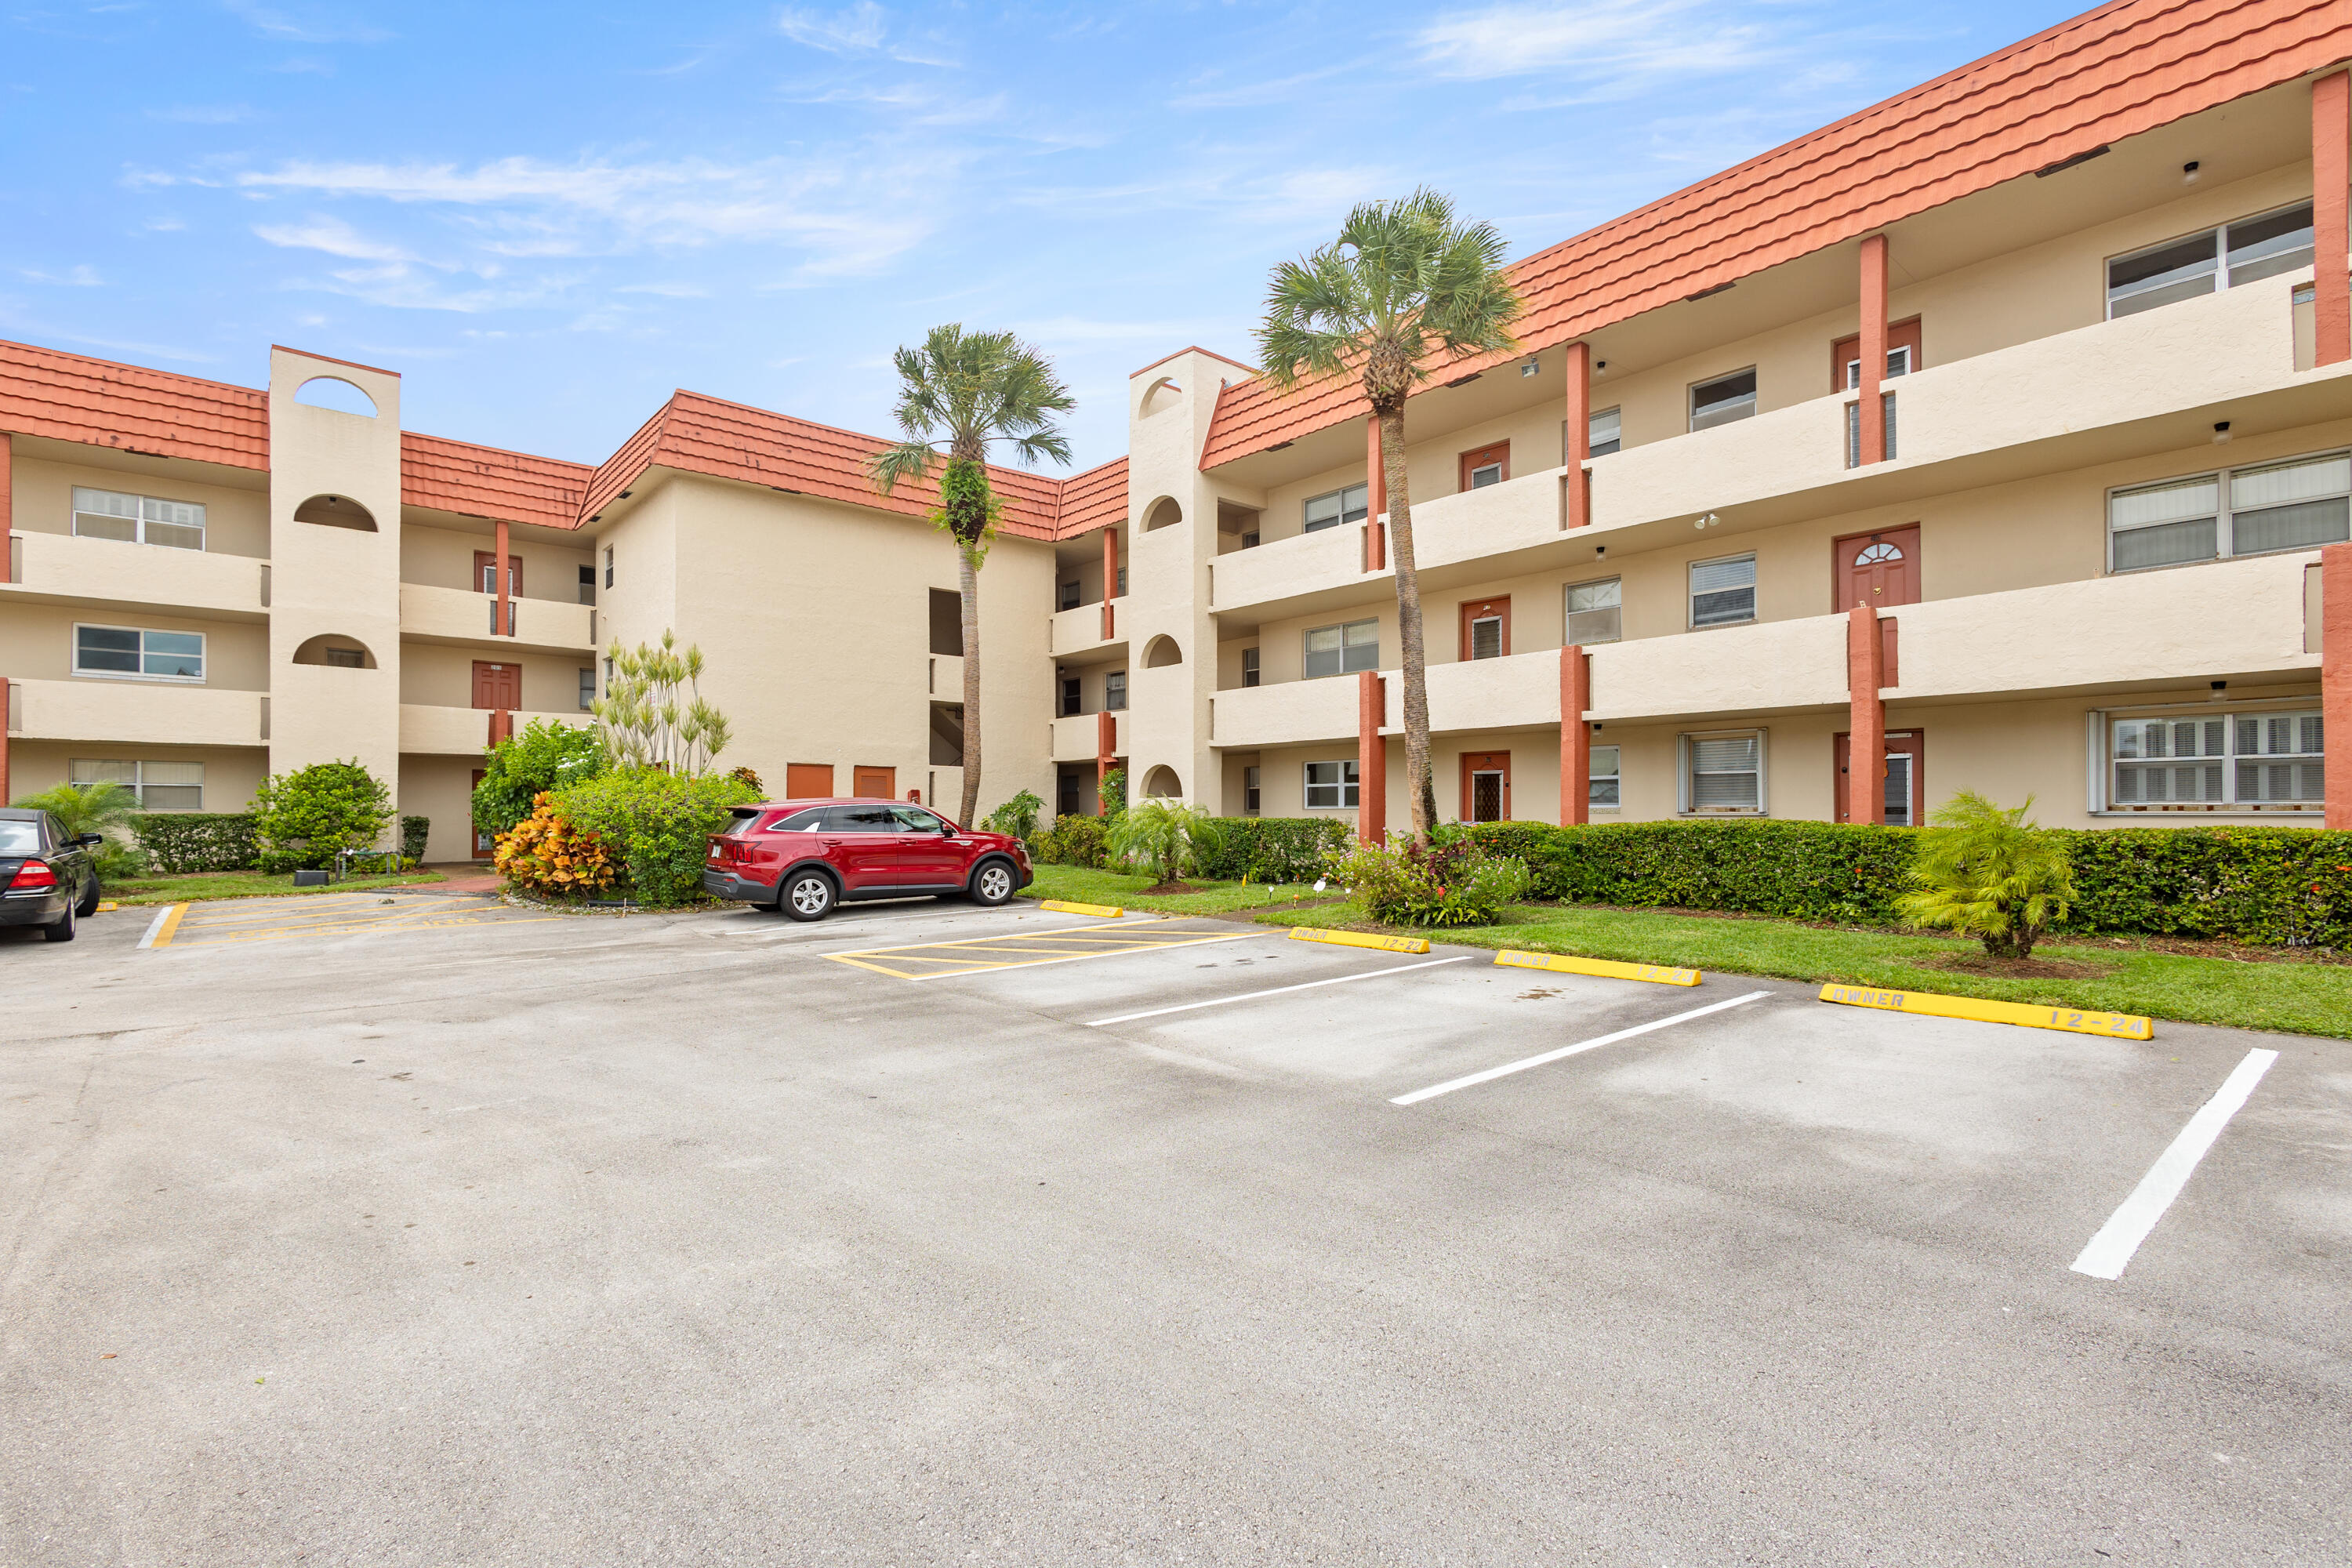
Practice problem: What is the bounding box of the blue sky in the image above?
[2,0,2078,471]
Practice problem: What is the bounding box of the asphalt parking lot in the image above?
[4,893,2347,1564]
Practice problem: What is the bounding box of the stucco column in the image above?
[1357,670,1387,844]
[1363,416,1386,572]
[1846,604,1886,824]
[2316,71,2350,368]
[495,518,512,637]
[1100,524,1117,641]
[2324,542,2352,828]
[1096,710,1116,815]
[1857,234,1889,465]
[1563,342,1591,530]
[1559,645,1590,826]
[0,432,13,583]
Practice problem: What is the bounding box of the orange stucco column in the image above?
[1563,342,1592,530]
[1357,670,1387,844]
[495,518,512,637]
[1363,416,1387,572]
[1101,524,1117,641]
[2325,543,2352,828]
[2316,71,2350,368]
[1846,604,1886,824]
[1857,234,1889,465]
[1096,710,1116,815]
[1559,645,1590,826]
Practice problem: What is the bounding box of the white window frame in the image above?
[603,545,615,588]
[70,757,205,810]
[70,485,206,551]
[2103,200,2316,320]
[1588,743,1621,811]
[1304,483,1370,533]
[1677,729,1766,815]
[2106,448,2350,573]
[1303,759,1360,810]
[1243,764,1262,817]
[2093,704,2324,815]
[1304,617,1380,680]
[1565,576,1621,645]
[1240,647,1261,688]
[71,622,206,683]
[1687,553,1757,630]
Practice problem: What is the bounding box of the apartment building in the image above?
[2,0,2349,855]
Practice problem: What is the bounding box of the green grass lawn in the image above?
[1254,900,2352,1040]
[104,868,449,906]
[1019,862,1333,916]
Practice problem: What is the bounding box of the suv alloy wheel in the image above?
[779,869,836,922]
[970,860,1015,906]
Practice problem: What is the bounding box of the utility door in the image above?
[785,763,834,800]
[1458,441,1510,492]
[1460,595,1511,661]
[1835,730,1926,826]
[1459,751,1512,823]
[854,765,896,800]
[472,660,521,710]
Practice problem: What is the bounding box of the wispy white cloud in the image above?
[252,214,416,263]
[617,281,710,298]
[777,1,886,54]
[18,264,105,287]
[1417,0,1794,97]
[1168,62,1361,111]
[222,0,390,44]
[149,103,258,124]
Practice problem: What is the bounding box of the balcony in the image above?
[1889,552,2321,702]
[398,703,590,756]
[1210,272,2343,622]
[1585,615,1850,724]
[1210,678,1359,748]
[399,584,595,652]
[5,677,264,746]
[1051,711,1122,763]
[1049,597,1130,660]
[2,532,267,619]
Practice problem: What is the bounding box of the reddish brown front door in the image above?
[1459,595,1512,661]
[472,659,521,710]
[1830,317,1924,391]
[853,765,896,800]
[1459,751,1512,823]
[1835,730,1926,826]
[784,763,835,800]
[471,768,494,858]
[1833,524,1920,611]
[1458,441,1510,492]
[473,551,521,596]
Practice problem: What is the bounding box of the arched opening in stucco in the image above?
[1142,634,1183,668]
[293,493,378,532]
[292,633,378,670]
[1141,496,1183,533]
[1141,764,1182,798]
[1139,377,1182,418]
[295,376,378,417]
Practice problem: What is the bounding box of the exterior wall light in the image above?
[2182,161,2201,184]
[1519,358,1541,378]
[2212,421,2232,445]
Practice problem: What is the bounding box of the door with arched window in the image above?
[1832,525,1919,611]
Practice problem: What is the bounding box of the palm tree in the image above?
[1257,190,1523,844]
[869,324,1075,827]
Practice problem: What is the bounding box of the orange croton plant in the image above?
[494,792,616,895]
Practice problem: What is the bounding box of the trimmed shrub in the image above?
[983,789,1044,841]
[552,768,761,906]
[1099,767,1128,818]
[1190,817,1352,883]
[495,793,616,897]
[135,813,260,874]
[472,720,607,840]
[2055,826,2352,947]
[252,760,394,873]
[1035,814,1110,869]
[1332,837,1532,927]
[400,815,430,862]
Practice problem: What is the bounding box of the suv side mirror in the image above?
[938,822,956,837]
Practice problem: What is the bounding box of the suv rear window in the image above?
[724,808,768,834]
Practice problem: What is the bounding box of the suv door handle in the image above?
[819,837,844,847]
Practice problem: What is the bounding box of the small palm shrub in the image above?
[1332,837,1531,927]
[1107,799,1210,886]
[13,780,147,877]
[983,789,1044,841]
[495,793,616,897]
[1896,791,2074,960]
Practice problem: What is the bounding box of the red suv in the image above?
[704,797,1033,921]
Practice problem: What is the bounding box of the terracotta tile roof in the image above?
[577,389,1083,541]
[1199,0,2352,467]
[1050,456,1129,537]
[0,337,268,469]
[401,431,594,530]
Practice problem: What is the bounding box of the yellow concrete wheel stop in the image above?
[1818,982,2152,1039]
[1038,899,1123,917]
[1494,949,1700,986]
[1288,927,1432,954]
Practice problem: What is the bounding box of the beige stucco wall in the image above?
[5,740,268,815]
[0,601,269,688]
[398,517,593,601]
[9,451,270,557]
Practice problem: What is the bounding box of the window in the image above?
[1243,764,1262,815]
[1588,745,1621,809]
[1566,578,1621,644]
[1104,670,1127,711]
[1690,368,1756,431]
[1304,484,1369,533]
[578,667,596,710]
[324,647,366,669]
[474,554,521,596]
[1682,731,1763,814]
[2106,201,2314,319]
[602,655,615,688]
[2109,711,2322,811]
[71,758,203,810]
[603,545,615,589]
[71,486,205,551]
[891,805,948,833]
[1060,676,1081,717]
[1468,612,1503,659]
[577,564,596,605]
[1843,346,1913,390]
[2108,450,2349,571]
[1241,648,1260,688]
[1305,760,1359,809]
[1058,580,1081,612]
[1460,442,1508,490]
[1304,618,1379,679]
[1587,407,1622,458]
[74,624,204,681]
[1116,566,1128,595]
[1689,555,1756,627]
[1241,530,1260,550]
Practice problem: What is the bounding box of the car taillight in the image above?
[9,858,58,891]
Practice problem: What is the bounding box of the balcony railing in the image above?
[5,678,266,746]
[399,584,593,650]
[1051,710,1122,762]
[1049,596,1128,656]
[3,531,268,617]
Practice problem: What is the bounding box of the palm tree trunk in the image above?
[957,541,983,826]
[1380,406,1437,843]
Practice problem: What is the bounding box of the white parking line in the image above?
[1390,990,1772,1105]
[1085,956,1475,1027]
[2070,1047,2278,1282]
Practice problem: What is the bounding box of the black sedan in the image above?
[0,808,103,943]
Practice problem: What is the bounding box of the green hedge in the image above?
[1035,814,1110,869]
[1194,817,1352,883]
[135,813,260,874]
[1460,819,2352,948]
